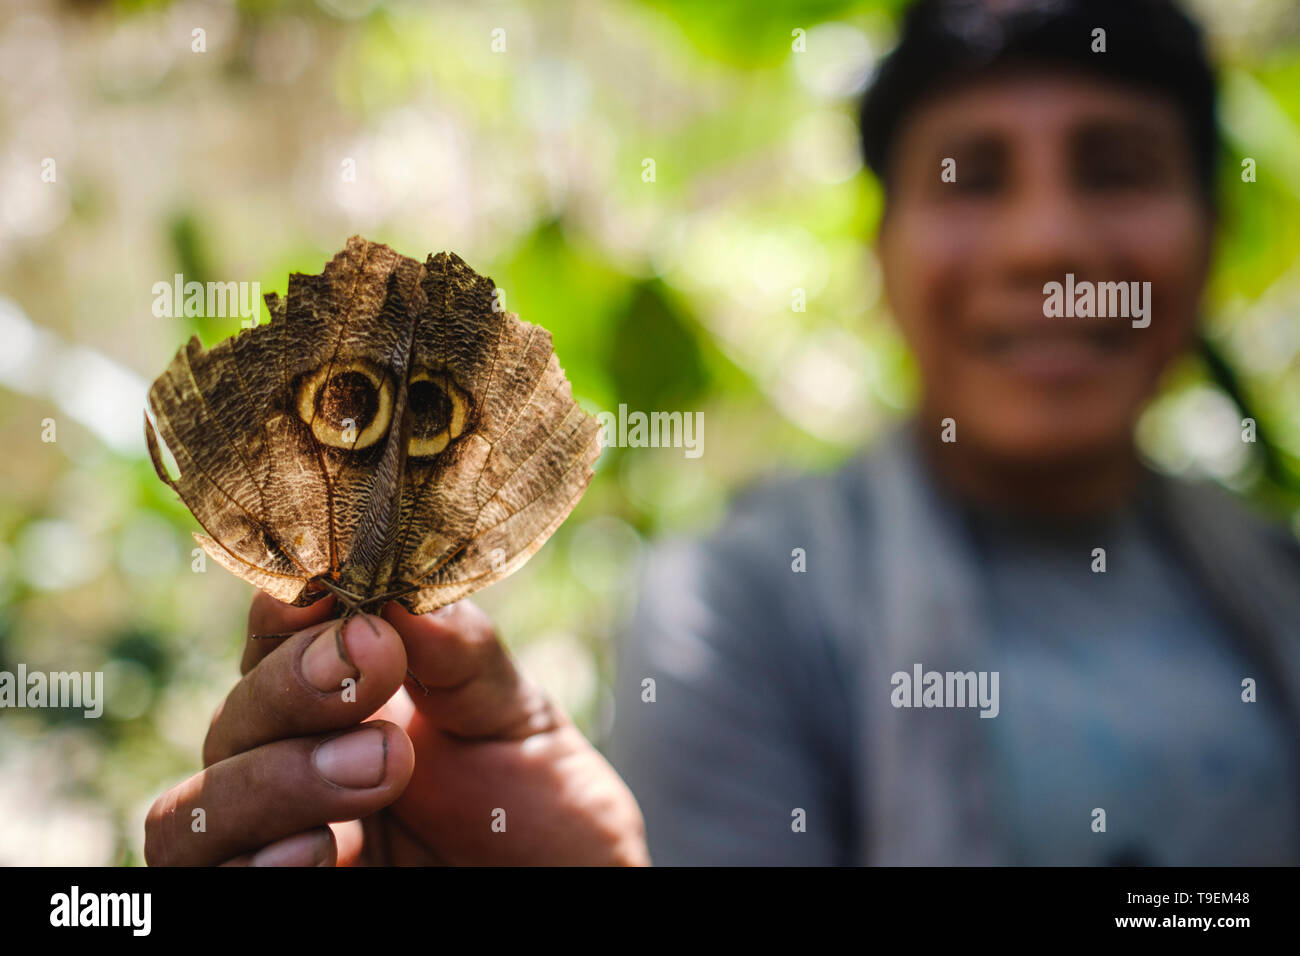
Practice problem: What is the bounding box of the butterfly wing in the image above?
[391,252,602,614]
[145,237,424,605]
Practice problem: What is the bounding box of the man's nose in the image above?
[988,177,1106,288]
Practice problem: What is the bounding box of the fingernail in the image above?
[313,727,387,789]
[302,622,359,692]
[250,829,331,867]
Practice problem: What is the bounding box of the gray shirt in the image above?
[607,426,1300,865]
[964,496,1298,865]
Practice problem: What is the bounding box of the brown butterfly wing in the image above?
[146,237,423,605]
[145,329,310,603]
[392,252,602,614]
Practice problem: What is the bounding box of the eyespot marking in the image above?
[407,370,469,458]
[295,359,393,450]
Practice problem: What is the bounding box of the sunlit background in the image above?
[1,0,1298,865]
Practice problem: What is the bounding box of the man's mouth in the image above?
[972,324,1130,380]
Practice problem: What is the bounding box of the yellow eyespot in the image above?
[295,359,394,450]
[407,370,470,458]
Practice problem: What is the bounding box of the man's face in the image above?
[877,67,1214,467]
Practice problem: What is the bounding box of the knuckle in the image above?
[257,671,302,728]
[246,591,278,639]
[592,789,650,866]
[452,601,497,645]
[202,707,225,767]
[242,743,292,807]
[609,833,652,866]
[143,790,180,866]
[433,604,503,677]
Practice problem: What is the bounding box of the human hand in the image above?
[144,592,650,866]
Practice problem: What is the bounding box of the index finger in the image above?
[241,591,336,675]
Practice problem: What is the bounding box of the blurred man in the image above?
[608,0,1300,864]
